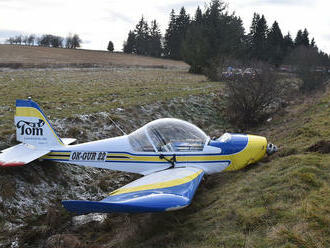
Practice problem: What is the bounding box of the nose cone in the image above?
[246,135,267,165]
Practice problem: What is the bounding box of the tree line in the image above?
[122,0,330,73]
[123,17,162,57]
[6,33,81,49]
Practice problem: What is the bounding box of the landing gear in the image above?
[266,143,278,155]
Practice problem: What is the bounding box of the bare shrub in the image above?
[224,66,286,129]
[45,234,81,248]
[298,71,328,93]
[285,46,329,93]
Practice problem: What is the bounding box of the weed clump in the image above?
[307,140,330,154]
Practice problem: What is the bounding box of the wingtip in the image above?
[0,161,25,167]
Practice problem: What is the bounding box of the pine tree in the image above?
[182,1,244,74]
[294,29,304,47]
[249,13,261,36]
[283,32,294,58]
[195,6,203,24]
[123,30,136,53]
[164,7,190,59]
[149,20,162,57]
[164,9,177,58]
[134,16,150,55]
[267,21,284,66]
[182,7,208,73]
[310,38,316,48]
[246,13,261,57]
[251,15,268,60]
[107,41,114,52]
[302,28,310,46]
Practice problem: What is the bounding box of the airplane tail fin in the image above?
[15,99,64,147]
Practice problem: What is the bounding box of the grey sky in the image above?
[0,0,329,53]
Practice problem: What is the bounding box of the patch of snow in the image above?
[72,213,107,226]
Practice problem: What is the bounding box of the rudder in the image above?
[15,99,64,147]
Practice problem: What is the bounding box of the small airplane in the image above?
[0,99,277,214]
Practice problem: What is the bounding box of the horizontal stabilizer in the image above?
[61,138,77,145]
[0,143,49,167]
[62,167,204,214]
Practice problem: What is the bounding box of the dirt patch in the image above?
[307,140,330,154]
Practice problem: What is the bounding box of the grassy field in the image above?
[0,67,221,141]
[0,44,189,69]
[0,46,329,247]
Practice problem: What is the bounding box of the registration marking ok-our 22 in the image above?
[70,151,107,161]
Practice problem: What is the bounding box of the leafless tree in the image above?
[224,65,287,129]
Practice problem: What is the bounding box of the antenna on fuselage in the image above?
[108,116,127,135]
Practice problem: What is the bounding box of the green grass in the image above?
[0,68,220,139]
[1,67,329,247]
[72,87,329,248]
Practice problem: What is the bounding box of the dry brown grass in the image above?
[0,44,189,69]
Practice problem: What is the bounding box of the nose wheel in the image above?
[266,143,278,155]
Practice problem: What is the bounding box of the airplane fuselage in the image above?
[42,133,267,175]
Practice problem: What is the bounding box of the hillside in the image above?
[0,45,189,69]
[0,52,329,247]
[52,87,329,248]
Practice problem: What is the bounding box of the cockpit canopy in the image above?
[128,118,208,152]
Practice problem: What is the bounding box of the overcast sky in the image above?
[0,0,329,54]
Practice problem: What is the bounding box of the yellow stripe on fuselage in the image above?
[109,169,203,196]
[47,152,71,155]
[106,153,224,162]
[42,151,70,160]
[42,156,70,160]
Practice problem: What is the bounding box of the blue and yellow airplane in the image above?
[0,99,277,214]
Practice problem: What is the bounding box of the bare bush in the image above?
[286,46,329,93]
[45,234,81,248]
[224,66,286,129]
[298,71,328,93]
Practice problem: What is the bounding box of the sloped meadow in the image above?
[0,67,329,247]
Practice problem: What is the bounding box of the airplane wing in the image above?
[62,167,204,214]
[0,143,50,167]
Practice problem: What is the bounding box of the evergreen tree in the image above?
[302,28,310,46]
[283,32,294,58]
[164,9,176,58]
[249,13,261,37]
[123,30,136,53]
[164,7,190,59]
[134,16,150,55]
[195,6,203,24]
[310,38,316,48]
[267,21,284,66]
[149,20,162,57]
[251,15,268,60]
[294,29,304,47]
[182,8,208,73]
[182,1,244,74]
[246,13,261,58]
[107,41,114,52]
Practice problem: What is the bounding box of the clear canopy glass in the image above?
[129,118,208,152]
